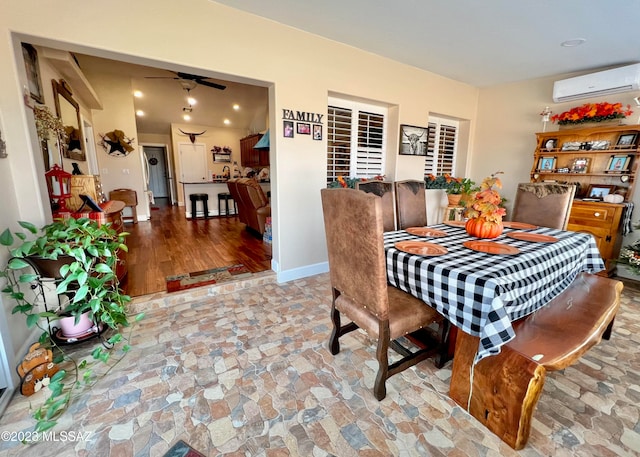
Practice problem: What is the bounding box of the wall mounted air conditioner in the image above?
[552,63,640,103]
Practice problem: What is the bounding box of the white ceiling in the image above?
[72,1,639,136]
[213,0,640,87]
[74,54,269,135]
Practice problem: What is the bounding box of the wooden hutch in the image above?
[531,123,640,270]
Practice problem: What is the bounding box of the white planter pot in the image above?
[59,311,94,338]
[425,189,448,225]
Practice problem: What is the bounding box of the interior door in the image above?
[144,145,169,198]
[178,143,207,182]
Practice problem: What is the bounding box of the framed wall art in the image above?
[399,124,429,156]
[297,122,310,135]
[283,121,294,138]
[537,156,556,171]
[313,124,322,140]
[605,154,632,173]
[21,43,44,104]
[543,138,557,151]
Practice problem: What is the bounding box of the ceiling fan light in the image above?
[187,97,197,105]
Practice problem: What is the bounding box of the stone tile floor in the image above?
[0,272,639,456]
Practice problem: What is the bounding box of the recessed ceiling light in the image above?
[136,110,144,116]
[233,104,240,110]
[133,90,143,98]
[224,119,231,125]
[183,114,191,121]
[187,97,197,105]
[561,38,586,47]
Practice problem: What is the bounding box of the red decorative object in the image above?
[550,102,633,126]
[44,164,72,212]
[465,217,503,239]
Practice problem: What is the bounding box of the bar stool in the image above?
[189,193,209,219]
[218,192,237,216]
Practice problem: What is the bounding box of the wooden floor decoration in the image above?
[166,264,252,292]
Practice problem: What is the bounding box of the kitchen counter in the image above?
[180,180,270,218]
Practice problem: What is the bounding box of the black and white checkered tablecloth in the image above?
[384,224,605,362]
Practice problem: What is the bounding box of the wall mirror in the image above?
[52,79,85,162]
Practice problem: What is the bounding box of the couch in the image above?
[227,178,271,235]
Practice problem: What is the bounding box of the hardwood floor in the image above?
[120,198,272,297]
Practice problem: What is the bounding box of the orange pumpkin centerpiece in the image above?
[464,172,507,239]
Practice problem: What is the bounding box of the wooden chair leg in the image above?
[329,305,341,355]
[434,320,452,369]
[374,323,391,401]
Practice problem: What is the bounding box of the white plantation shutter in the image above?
[355,111,384,177]
[327,106,352,183]
[327,98,387,184]
[425,118,459,176]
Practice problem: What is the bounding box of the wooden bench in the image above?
[449,272,623,450]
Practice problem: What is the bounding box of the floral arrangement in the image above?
[551,102,633,126]
[327,175,384,189]
[425,174,475,194]
[465,172,507,223]
[33,105,66,141]
[618,236,640,275]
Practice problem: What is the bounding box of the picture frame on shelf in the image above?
[543,139,557,151]
[589,140,610,150]
[605,154,632,173]
[585,184,616,201]
[616,133,638,148]
[21,43,44,104]
[570,157,590,173]
[399,124,429,156]
[537,156,556,171]
[561,141,582,151]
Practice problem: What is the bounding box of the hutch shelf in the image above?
[531,123,640,273]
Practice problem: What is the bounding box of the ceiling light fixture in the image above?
[233,104,240,110]
[561,38,586,47]
[136,110,145,116]
[187,96,197,105]
[183,114,191,121]
[133,90,143,98]
[224,119,231,125]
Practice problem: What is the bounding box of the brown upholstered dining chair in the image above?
[356,180,396,231]
[511,182,576,230]
[394,180,427,229]
[320,188,449,400]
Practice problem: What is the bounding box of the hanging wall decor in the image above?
[98,130,135,157]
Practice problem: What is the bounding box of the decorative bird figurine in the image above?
[179,129,207,143]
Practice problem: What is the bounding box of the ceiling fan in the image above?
[144,71,226,90]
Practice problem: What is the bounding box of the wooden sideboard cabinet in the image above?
[567,200,624,269]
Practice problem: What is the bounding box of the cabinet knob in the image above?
[594,212,601,217]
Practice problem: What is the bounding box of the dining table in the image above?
[383,221,605,363]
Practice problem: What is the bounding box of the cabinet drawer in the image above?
[569,206,615,228]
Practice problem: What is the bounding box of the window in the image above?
[327,98,387,184]
[424,117,459,176]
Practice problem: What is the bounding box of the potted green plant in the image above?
[425,174,476,205]
[0,217,143,431]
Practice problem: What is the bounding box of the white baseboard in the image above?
[274,260,329,283]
